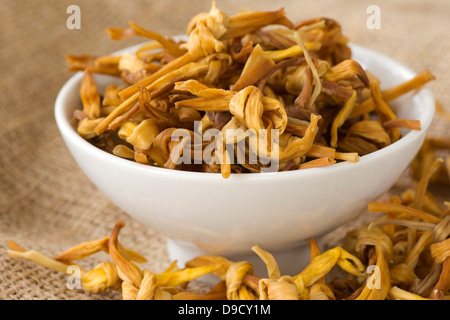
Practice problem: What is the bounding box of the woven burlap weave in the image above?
[1,0,449,300]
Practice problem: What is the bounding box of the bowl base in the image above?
[166,238,321,285]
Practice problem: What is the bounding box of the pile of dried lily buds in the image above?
[8,145,450,299]
[67,2,433,178]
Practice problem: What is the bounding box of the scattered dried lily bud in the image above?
[308,282,336,300]
[259,276,299,300]
[82,261,120,293]
[108,221,143,289]
[186,255,233,280]
[293,247,364,291]
[8,153,449,300]
[54,236,110,264]
[251,245,281,279]
[226,261,254,300]
[7,240,79,275]
[388,286,431,300]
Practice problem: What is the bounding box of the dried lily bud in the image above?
[134,152,149,164]
[251,245,281,279]
[7,240,78,275]
[173,281,227,300]
[430,238,450,264]
[347,120,391,148]
[350,70,435,119]
[264,42,322,62]
[323,59,370,89]
[351,246,391,300]
[274,114,320,162]
[102,84,124,107]
[188,18,226,59]
[126,118,160,150]
[128,21,186,58]
[262,96,288,133]
[95,61,209,134]
[118,53,147,74]
[430,257,450,300]
[222,8,293,40]
[338,136,378,156]
[253,29,297,50]
[293,247,364,290]
[229,86,264,132]
[433,216,450,242]
[232,45,275,91]
[370,80,400,142]
[80,69,101,119]
[118,121,137,140]
[113,144,135,159]
[174,79,235,111]
[226,261,254,300]
[259,276,299,300]
[154,263,221,289]
[294,17,350,63]
[355,227,393,262]
[388,286,431,300]
[153,128,177,160]
[108,221,143,290]
[308,282,336,300]
[389,263,418,288]
[77,118,105,140]
[185,255,233,280]
[54,236,110,263]
[298,157,335,170]
[330,90,357,148]
[66,54,121,76]
[178,107,202,122]
[82,261,120,293]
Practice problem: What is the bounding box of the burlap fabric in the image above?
[1,0,448,300]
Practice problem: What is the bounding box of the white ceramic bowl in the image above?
[55,43,435,275]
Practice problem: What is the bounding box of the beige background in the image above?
[0,0,449,299]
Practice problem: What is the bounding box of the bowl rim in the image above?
[55,43,435,181]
